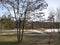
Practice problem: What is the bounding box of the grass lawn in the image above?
[0,30,60,45]
[0,35,59,45]
[0,35,17,45]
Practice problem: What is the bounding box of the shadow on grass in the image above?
[0,41,17,45]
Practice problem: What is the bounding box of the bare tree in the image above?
[0,0,48,45]
[56,8,60,33]
[47,10,56,22]
[56,8,60,22]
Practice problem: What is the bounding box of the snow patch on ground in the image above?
[44,29,59,32]
[25,29,44,33]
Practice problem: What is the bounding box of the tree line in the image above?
[0,15,16,29]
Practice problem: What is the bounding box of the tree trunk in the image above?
[20,6,27,45]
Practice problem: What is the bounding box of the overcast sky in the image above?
[0,0,60,18]
[46,0,60,8]
[43,0,60,19]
